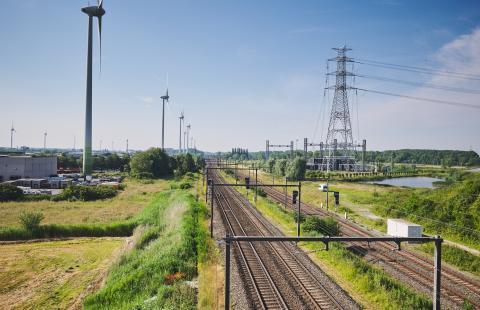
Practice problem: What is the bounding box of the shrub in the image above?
[0,184,24,202]
[303,216,340,236]
[292,211,305,223]
[54,185,117,201]
[18,211,44,231]
[179,182,192,190]
[256,188,267,197]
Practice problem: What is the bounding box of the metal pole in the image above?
[326,179,329,211]
[284,178,287,209]
[433,236,442,310]
[210,183,214,238]
[205,170,209,202]
[254,168,258,203]
[297,182,301,237]
[224,236,231,310]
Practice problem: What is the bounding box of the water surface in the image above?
[365,176,444,189]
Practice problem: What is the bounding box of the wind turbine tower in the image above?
[10,124,15,149]
[81,0,105,177]
[179,112,184,152]
[160,89,170,150]
[186,124,191,153]
[43,131,47,151]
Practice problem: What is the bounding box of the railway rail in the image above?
[229,169,480,309]
[210,169,358,309]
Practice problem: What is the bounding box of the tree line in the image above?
[223,149,480,167]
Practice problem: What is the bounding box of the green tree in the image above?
[274,159,288,176]
[130,148,173,178]
[286,158,306,180]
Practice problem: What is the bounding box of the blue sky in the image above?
[1,0,479,152]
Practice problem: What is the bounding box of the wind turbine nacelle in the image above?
[81,6,105,17]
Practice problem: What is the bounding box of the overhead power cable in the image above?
[356,88,480,110]
[357,74,480,95]
[355,59,480,81]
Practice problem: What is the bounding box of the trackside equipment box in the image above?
[387,219,422,238]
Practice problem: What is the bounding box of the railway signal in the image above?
[292,190,298,204]
[333,191,340,205]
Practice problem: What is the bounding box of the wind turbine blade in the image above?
[97,16,102,73]
[98,0,103,8]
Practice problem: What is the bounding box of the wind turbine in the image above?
[179,111,184,153]
[43,131,47,151]
[186,124,191,153]
[10,124,16,149]
[160,88,170,150]
[81,0,105,177]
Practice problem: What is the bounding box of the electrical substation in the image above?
[265,46,369,172]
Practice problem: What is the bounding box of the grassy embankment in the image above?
[195,176,225,310]
[0,178,169,240]
[84,175,221,309]
[220,170,432,310]
[256,168,480,275]
[0,238,123,310]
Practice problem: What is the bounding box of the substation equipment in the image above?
[265,140,294,159]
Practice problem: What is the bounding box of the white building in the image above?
[0,155,57,182]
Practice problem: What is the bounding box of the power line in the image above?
[355,59,480,81]
[356,88,480,110]
[357,74,480,95]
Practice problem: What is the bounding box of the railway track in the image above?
[235,171,480,309]
[210,169,357,309]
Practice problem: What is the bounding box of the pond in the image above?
[365,176,444,189]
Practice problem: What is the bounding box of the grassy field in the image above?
[0,237,124,310]
[0,178,169,228]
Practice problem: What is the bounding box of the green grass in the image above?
[0,178,169,228]
[220,171,432,309]
[0,238,123,310]
[83,188,209,309]
[416,243,480,277]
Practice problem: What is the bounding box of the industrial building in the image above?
[0,155,57,182]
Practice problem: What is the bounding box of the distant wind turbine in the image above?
[160,88,170,150]
[10,124,16,149]
[81,0,105,177]
[43,131,47,151]
[186,124,191,153]
[179,111,184,152]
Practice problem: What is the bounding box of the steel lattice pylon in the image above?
[322,46,357,171]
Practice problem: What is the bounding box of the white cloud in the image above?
[138,96,155,107]
[359,27,480,152]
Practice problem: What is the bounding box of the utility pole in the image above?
[73,135,76,151]
[99,139,102,152]
[160,89,169,151]
[126,139,129,153]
